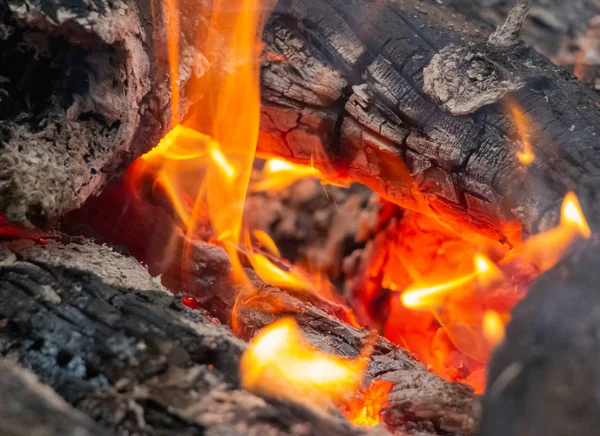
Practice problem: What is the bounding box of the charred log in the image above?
[0,235,388,436]
[1,0,599,244]
[0,360,107,436]
[258,0,600,243]
[0,0,205,228]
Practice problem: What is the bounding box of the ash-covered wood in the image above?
[0,360,107,436]
[0,236,383,436]
[259,0,600,243]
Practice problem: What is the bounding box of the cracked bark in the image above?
[258,0,600,244]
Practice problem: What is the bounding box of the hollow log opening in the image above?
[1,0,600,435]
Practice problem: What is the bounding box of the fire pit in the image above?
[1,0,599,435]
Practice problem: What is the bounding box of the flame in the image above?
[506,101,535,165]
[240,317,367,408]
[516,191,591,271]
[343,379,393,427]
[401,254,500,309]
[482,310,505,346]
[250,158,325,192]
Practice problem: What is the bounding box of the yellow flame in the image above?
[482,310,506,346]
[507,101,535,165]
[561,191,591,238]
[251,158,324,192]
[401,254,499,309]
[518,191,591,271]
[244,232,314,292]
[252,229,282,258]
[240,317,366,408]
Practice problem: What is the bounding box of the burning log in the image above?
[0,232,479,435]
[0,0,206,228]
[258,0,600,243]
[0,235,387,435]
[1,0,599,240]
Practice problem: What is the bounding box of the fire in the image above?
[506,100,535,165]
[482,310,506,346]
[134,0,593,407]
[514,191,591,271]
[250,158,325,192]
[240,317,366,408]
[401,254,500,309]
[343,379,393,427]
[359,191,590,391]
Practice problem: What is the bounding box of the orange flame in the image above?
[506,101,535,165]
[240,317,367,408]
[343,379,393,427]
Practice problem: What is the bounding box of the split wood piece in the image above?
[480,239,600,436]
[0,359,108,436]
[0,0,207,228]
[64,183,480,435]
[0,237,379,436]
[258,0,600,244]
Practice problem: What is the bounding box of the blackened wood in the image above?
[479,239,600,436]
[259,0,600,243]
[0,360,109,436]
[0,237,377,436]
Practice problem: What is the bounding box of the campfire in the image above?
[1,0,599,435]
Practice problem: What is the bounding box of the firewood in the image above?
[0,233,479,435]
[0,360,108,436]
[0,236,384,435]
[1,0,599,242]
[258,0,600,243]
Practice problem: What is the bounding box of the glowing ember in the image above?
[343,379,393,427]
[240,317,366,408]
